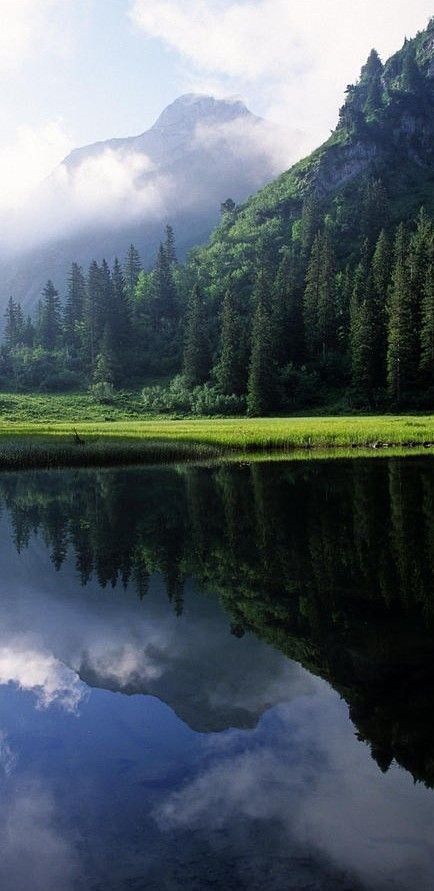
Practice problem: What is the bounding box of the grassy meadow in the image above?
[1,392,434,469]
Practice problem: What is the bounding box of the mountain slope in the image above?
[191,19,434,298]
[0,94,279,315]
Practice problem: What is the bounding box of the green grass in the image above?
[1,393,434,470]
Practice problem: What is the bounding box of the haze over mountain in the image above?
[0,93,285,314]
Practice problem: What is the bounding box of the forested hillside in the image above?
[2,20,434,413]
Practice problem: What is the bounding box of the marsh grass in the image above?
[1,413,434,470]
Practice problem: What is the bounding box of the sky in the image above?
[0,0,433,214]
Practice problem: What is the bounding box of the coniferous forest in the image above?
[2,23,434,415]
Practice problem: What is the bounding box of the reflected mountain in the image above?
[1,458,434,784]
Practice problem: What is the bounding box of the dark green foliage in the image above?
[303,231,337,361]
[420,253,434,382]
[183,285,211,388]
[3,460,434,787]
[63,263,86,355]
[4,297,24,349]
[153,242,178,327]
[123,244,143,306]
[215,288,245,396]
[39,280,62,351]
[247,269,277,416]
[386,225,414,401]
[350,257,375,400]
[164,225,177,265]
[3,23,434,410]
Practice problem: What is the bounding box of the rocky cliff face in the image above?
[188,19,434,301]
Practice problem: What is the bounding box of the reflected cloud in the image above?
[0,731,17,777]
[156,695,434,890]
[0,783,79,891]
[0,638,86,713]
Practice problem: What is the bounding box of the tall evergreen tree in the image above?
[408,208,434,371]
[215,288,243,395]
[247,269,277,416]
[123,244,143,306]
[301,193,321,258]
[350,258,375,400]
[84,261,106,367]
[419,256,434,384]
[153,242,178,328]
[4,298,24,349]
[164,225,177,265]
[401,42,422,93]
[63,263,86,355]
[317,231,337,359]
[303,233,322,357]
[272,245,305,367]
[387,224,414,402]
[183,285,211,388]
[361,179,388,252]
[39,281,61,351]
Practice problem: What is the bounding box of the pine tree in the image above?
[84,261,106,367]
[371,229,391,385]
[360,50,384,118]
[317,231,337,359]
[350,259,375,399]
[361,179,388,251]
[63,263,86,355]
[387,224,414,402]
[408,208,434,373]
[4,297,24,349]
[215,288,243,395]
[303,233,322,357]
[272,245,305,367]
[39,281,61,351]
[110,257,132,379]
[247,269,276,416]
[164,225,177,265]
[183,285,211,388]
[22,316,35,348]
[419,256,434,383]
[301,193,321,258]
[153,242,178,329]
[401,42,422,93]
[123,244,143,305]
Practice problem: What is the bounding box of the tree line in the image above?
[1,201,434,412]
[0,225,183,396]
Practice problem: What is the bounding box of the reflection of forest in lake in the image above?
[1,457,434,788]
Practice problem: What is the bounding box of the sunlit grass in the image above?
[1,396,434,470]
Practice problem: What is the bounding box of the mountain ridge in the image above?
[0,94,278,315]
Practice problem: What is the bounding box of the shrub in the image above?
[142,376,245,416]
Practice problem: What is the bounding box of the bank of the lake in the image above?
[1,413,434,469]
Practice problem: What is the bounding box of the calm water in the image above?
[0,458,434,891]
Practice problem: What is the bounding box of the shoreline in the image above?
[1,414,434,470]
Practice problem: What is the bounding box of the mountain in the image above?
[192,20,434,296]
[0,94,279,315]
[3,22,434,409]
[178,19,434,411]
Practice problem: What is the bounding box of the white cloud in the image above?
[194,114,304,176]
[0,145,175,252]
[0,732,17,777]
[0,121,73,211]
[0,0,67,73]
[0,639,85,712]
[0,785,79,891]
[131,0,434,150]
[156,694,434,889]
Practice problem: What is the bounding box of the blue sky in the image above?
[0,0,433,209]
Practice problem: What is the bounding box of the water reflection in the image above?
[0,458,433,889]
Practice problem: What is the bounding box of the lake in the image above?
[0,457,433,890]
